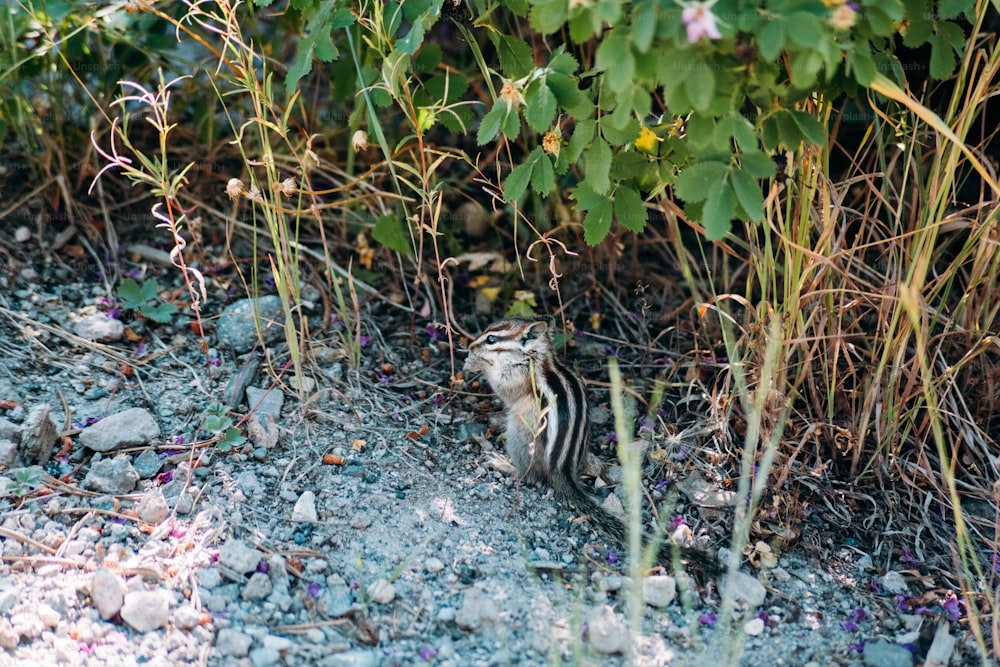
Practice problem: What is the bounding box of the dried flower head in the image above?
[829,4,857,30]
[226,178,246,200]
[352,130,369,152]
[499,80,525,109]
[277,177,296,197]
[542,130,560,155]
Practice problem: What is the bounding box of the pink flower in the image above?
[682,2,722,43]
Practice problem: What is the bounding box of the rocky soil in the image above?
[0,255,983,666]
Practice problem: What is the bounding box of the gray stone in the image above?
[172,604,202,631]
[19,403,58,465]
[215,628,253,658]
[246,387,284,421]
[242,572,272,601]
[291,490,318,522]
[0,419,19,442]
[728,571,767,609]
[321,584,354,618]
[0,439,16,468]
[455,587,497,631]
[74,313,124,342]
[136,487,169,524]
[219,538,262,574]
[368,579,395,604]
[120,590,170,632]
[132,448,162,478]
[863,639,913,667]
[325,650,379,667]
[586,604,628,655]
[222,353,262,408]
[250,647,281,667]
[91,567,126,620]
[82,455,140,494]
[79,408,160,453]
[643,575,676,608]
[216,296,284,353]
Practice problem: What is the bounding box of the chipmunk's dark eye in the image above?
[486,335,497,344]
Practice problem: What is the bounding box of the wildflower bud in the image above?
[226,178,246,200]
[352,130,369,152]
[247,185,263,203]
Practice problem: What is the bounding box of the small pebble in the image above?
[91,567,126,620]
[368,579,395,604]
[744,617,765,636]
[586,605,628,655]
[120,590,170,632]
[291,490,318,522]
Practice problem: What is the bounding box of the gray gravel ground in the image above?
[0,292,984,666]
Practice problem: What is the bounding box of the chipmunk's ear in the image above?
[523,319,549,340]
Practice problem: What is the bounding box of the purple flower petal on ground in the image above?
[942,594,962,621]
[698,612,717,626]
[840,620,858,632]
[256,560,270,574]
[849,639,866,652]
[307,583,321,599]
[607,549,619,564]
[418,646,437,661]
[850,607,866,621]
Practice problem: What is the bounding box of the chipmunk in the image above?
[463,317,719,573]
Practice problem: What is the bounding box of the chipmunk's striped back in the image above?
[464,317,720,574]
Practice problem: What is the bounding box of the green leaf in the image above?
[614,185,647,233]
[571,182,606,211]
[595,30,634,94]
[547,73,586,116]
[938,0,972,19]
[757,19,785,62]
[141,278,159,301]
[118,278,145,309]
[396,15,428,54]
[791,111,827,146]
[583,199,614,245]
[414,43,443,73]
[673,161,729,203]
[728,169,764,221]
[585,138,613,195]
[501,105,522,139]
[144,302,179,324]
[774,110,803,148]
[477,104,505,145]
[701,180,736,240]
[784,12,823,48]
[531,151,554,195]
[567,119,596,162]
[549,48,579,75]
[740,151,777,179]
[497,35,535,79]
[504,156,535,202]
[524,78,557,132]
[372,214,413,255]
[631,1,656,52]
[530,0,567,34]
[929,33,956,80]
[685,66,716,112]
[848,48,876,86]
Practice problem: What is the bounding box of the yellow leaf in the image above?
[635,125,662,153]
[479,287,500,302]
